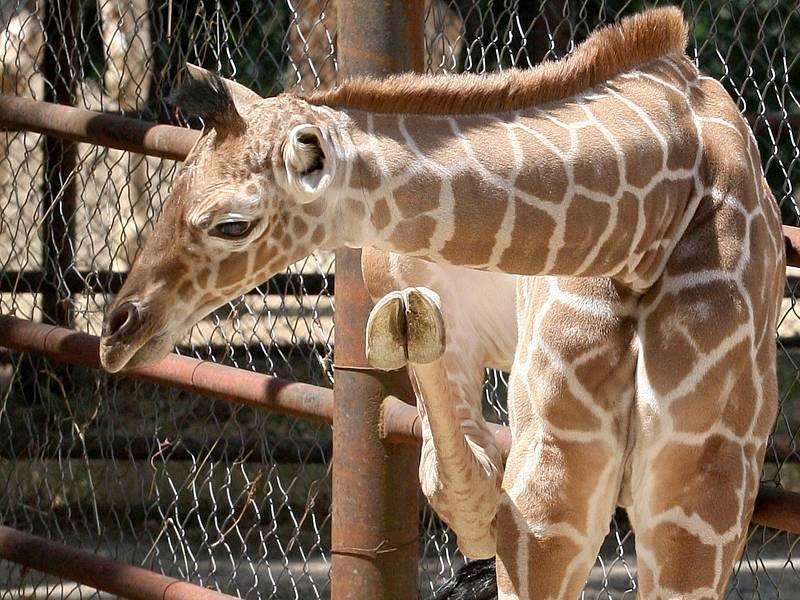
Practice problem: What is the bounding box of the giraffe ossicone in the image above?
[100,6,785,598]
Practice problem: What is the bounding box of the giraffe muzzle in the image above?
[99,299,165,373]
[102,301,142,341]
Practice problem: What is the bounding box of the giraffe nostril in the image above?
[103,301,141,340]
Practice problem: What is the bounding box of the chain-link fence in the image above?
[0,0,798,598]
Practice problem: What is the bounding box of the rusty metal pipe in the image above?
[0,316,333,423]
[749,485,800,533]
[0,94,198,161]
[0,526,237,600]
[783,225,800,268]
[332,1,425,598]
[331,250,420,600]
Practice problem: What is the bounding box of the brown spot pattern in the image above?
[573,126,620,195]
[394,177,440,218]
[558,195,611,273]
[647,523,717,592]
[498,198,557,273]
[513,127,569,204]
[388,215,437,253]
[371,197,391,230]
[440,173,507,265]
[216,252,248,288]
[649,437,744,535]
[349,151,383,191]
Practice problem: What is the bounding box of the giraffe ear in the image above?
[283,124,334,202]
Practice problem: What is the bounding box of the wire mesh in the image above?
[0,1,798,599]
[1,1,334,599]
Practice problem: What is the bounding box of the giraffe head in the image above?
[100,66,348,372]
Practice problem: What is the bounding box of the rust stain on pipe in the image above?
[0,526,237,600]
[0,94,198,160]
[0,316,332,423]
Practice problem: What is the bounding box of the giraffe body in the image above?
[99,8,785,598]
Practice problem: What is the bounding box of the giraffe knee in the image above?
[419,440,498,559]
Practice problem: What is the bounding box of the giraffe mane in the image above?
[305,7,689,115]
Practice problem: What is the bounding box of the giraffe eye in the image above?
[211,219,257,239]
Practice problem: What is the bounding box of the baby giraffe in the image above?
[99,8,784,598]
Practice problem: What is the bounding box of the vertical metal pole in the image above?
[332,2,425,599]
[41,0,79,327]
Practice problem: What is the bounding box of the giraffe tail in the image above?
[433,558,497,600]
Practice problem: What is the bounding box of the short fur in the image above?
[306,6,688,115]
[168,70,245,132]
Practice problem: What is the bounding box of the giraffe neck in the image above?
[337,57,704,289]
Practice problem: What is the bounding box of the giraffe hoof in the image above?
[404,287,445,365]
[365,287,446,370]
[365,291,408,371]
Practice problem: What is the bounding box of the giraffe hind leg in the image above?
[628,433,763,599]
[628,180,782,597]
[630,288,777,597]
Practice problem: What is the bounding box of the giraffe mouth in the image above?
[100,329,175,373]
[99,307,174,374]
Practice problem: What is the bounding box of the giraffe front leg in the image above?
[496,277,637,599]
[365,287,503,559]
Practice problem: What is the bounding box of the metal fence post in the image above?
[40,0,79,327]
[332,2,425,598]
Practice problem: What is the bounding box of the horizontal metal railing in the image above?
[0,94,197,160]
[0,315,334,423]
[0,526,239,600]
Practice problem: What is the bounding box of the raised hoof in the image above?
[365,287,446,371]
[365,292,408,371]
[405,288,445,365]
